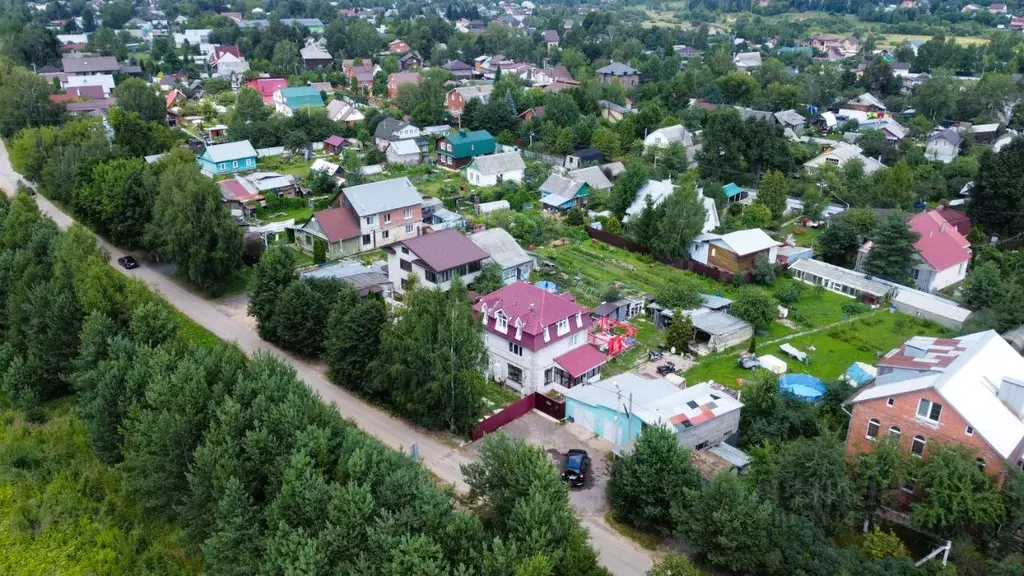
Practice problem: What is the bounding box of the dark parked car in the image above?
[562,449,590,487]
[656,362,676,376]
[117,256,139,270]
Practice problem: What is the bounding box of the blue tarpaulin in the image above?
[844,362,876,386]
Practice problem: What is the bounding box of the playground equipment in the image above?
[589,317,637,357]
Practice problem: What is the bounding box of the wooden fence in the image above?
[584,227,750,284]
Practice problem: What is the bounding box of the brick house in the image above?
[446,85,494,117]
[596,61,640,87]
[473,281,608,395]
[845,331,1024,494]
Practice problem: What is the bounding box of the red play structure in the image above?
[589,317,638,357]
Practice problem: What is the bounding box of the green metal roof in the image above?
[441,130,495,159]
[279,86,324,110]
[723,182,743,198]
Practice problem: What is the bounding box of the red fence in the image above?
[535,393,566,420]
[472,393,536,441]
[584,227,750,284]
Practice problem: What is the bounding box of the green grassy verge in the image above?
[602,510,664,551]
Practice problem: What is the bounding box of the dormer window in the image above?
[514,319,523,340]
[556,318,570,336]
[543,326,550,342]
[575,311,582,328]
[496,312,508,332]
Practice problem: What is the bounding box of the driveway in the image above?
[482,411,616,516]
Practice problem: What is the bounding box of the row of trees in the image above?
[0,191,609,575]
[607,373,1024,576]
[249,246,490,434]
[8,115,243,293]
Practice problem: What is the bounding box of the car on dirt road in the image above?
[562,449,591,487]
[117,256,139,270]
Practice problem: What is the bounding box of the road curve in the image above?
[0,139,655,575]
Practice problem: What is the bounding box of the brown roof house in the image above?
[293,206,363,259]
[385,228,489,293]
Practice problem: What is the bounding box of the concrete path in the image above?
[0,139,655,576]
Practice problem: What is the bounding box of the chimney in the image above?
[998,377,1024,418]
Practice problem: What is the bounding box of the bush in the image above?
[842,302,870,316]
[774,282,804,305]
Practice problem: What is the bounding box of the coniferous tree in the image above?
[863,212,920,284]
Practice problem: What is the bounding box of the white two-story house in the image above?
[473,282,609,395]
[333,177,423,252]
[386,228,488,293]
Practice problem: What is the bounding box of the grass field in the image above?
[537,239,951,387]
[642,10,693,29]
[878,33,988,49]
[685,311,949,388]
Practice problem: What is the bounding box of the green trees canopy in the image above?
[863,212,920,285]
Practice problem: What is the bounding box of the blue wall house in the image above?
[539,173,590,211]
[564,373,743,454]
[197,140,258,176]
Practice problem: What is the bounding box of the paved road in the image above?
[0,140,655,575]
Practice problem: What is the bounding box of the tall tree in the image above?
[651,177,706,259]
[145,163,243,294]
[968,139,1024,237]
[730,286,777,331]
[0,66,62,138]
[863,212,920,284]
[113,78,166,123]
[608,425,701,534]
[910,445,1005,537]
[77,157,156,246]
[610,165,648,218]
[757,170,788,221]
[324,297,388,392]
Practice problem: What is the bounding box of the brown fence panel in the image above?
[472,393,536,441]
[534,393,566,420]
[584,227,650,254]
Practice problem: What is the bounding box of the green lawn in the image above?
[286,246,315,268]
[481,382,521,412]
[257,206,313,224]
[684,312,950,388]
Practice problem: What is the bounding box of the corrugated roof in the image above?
[342,177,421,216]
[568,166,613,190]
[714,228,777,256]
[566,376,742,430]
[62,55,119,73]
[540,174,585,197]
[553,345,607,378]
[789,258,892,297]
[474,281,586,336]
[909,210,971,271]
[202,140,257,163]
[469,151,525,176]
[470,228,533,270]
[400,228,488,271]
[893,289,971,323]
[309,206,361,242]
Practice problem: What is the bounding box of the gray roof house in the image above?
[596,61,640,87]
[340,177,422,217]
[469,227,535,285]
[568,166,613,190]
[62,55,120,74]
[925,128,963,164]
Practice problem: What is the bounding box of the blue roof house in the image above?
[197,140,258,176]
[273,86,325,117]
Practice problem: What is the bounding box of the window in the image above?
[976,457,986,472]
[232,160,238,168]
[888,426,901,439]
[911,435,926,457]
[710,247,717,256]
[404,208,412,219]
[900,479,916,494]
[400,259,412,272]
[219,163,226,170]
[384,213,392,223]
[508,342,523,356]
[362,234,371,245]
[965,425,974,436]
[401,247,409,255]
[569,332,582,347]
[303,235,311,246]
[401,278,408,290]
[686,401,699,409]
[556,318,570,336]
[381,230,390,240]
[917,399,942,423]
[1018,459,1024,470]
[496,312,508,332]
[886,398,895,407]
[405,224,414,233]
[365,217,373,225]
[866,418,880,440]
[507,364,523,383]
[695,441,709,451]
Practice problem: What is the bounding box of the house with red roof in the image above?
[908,210,972,293]
[293,206,363,259]
[845,330,1024,491]
[246,77,288,104]
[472,281,608,394]
[385,228,488,293]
